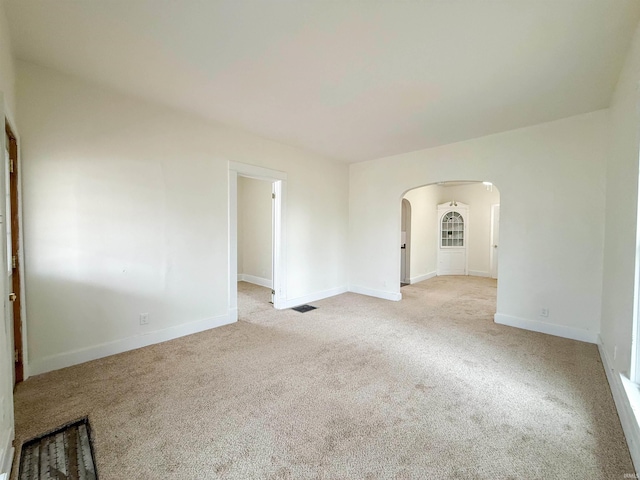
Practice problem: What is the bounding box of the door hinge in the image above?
[9,159,14,173]
[11,255,17,269]
[14,349,18,363]
[272,193,275,199]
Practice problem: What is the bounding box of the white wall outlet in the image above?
[540,308,549,318]
[139,313,149,325]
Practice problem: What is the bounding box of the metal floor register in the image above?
[18,418,98,480]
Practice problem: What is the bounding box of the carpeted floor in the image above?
[11,277,634,479]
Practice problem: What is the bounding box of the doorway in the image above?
[4,122,23,384]
[401,199,411,286]
[401,181,501,284]
[237,176,274,316]
[228,162,286,322]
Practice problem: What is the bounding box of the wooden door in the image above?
[5,123,22,384]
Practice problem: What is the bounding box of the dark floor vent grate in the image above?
[19,417,98,480]
[292,304,317,313]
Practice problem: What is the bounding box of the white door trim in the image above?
[490,203,500,279]
[229,162,287,321]
[401,198,411,284]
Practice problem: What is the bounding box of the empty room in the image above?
[1,1,640,478]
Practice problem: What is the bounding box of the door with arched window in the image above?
[437,202,468,275]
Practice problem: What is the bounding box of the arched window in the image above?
[441,211,464,247]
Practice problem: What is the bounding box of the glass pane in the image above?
[441,210,466,248]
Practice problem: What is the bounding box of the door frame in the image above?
[4,120,26,383]
[229,162,287,320]
[490,203,500,279]
[401,198,411,284]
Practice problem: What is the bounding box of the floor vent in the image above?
[292,304,317,313]
[19,417,98,480]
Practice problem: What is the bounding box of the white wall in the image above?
[17,61,349,374]
[596,21,640,470]
[350,110,607,342]
[403,186,439,282]
[0,5,15,122]
[238,176,272,285]
[600,21,640,376]
[0,2,15,475]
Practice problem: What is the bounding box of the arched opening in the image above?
[400,180,501,311]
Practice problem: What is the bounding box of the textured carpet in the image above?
[12,277,633,479]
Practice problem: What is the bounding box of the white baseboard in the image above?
[409,271,436,284]
[278,286,348,309]
[29,313,234,375]
[238,274,273,289]
[349,285,402,302]
[598,338,640,474]
[494,313,598,344]
[0,427,13,479]
[468,270,490,277]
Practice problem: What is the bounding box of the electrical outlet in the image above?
[540,308,549,318]
[139,313,149,325]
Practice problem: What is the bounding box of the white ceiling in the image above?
[5,1,640,162]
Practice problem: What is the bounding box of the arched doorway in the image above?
[401,181,500,284]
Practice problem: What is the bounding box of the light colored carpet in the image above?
[12,277,633,479]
